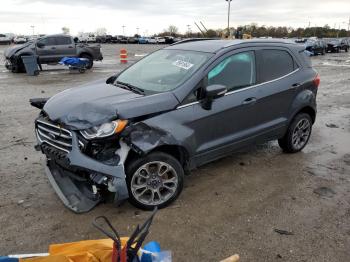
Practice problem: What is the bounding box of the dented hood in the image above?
[43,79,180,130]
[4,42,33,58]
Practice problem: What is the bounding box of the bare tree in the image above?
[95,27,107,36]
[62,27,70,34]
[167,25,179,36]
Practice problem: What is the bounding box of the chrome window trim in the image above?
[177,68,300,110]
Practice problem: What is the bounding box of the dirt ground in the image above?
[0,43,349,262]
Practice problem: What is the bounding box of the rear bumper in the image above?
[37,130,129,213]
[94,53,103,61]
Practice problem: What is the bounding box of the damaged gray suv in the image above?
[31,39,319,212]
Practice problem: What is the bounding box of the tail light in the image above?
[313,74,320,88]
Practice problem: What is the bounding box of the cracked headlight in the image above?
[80,120,128,139]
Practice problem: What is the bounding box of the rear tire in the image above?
[278,113,313,153]
[126,152,184,210]
[79,54,93,69]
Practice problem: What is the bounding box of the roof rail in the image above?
[170,38,219,46]
[223,39,296,48]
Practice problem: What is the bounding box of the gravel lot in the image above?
[0,43,349,261]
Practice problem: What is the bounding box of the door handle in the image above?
[51,47,56,50]
[68,46,73,48]
[291,83,301,89]
[242,97,257,105]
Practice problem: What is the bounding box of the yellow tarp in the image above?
[21,238,129,262]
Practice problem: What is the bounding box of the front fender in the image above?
[122,122,182,154]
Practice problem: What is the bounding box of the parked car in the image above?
[305,39,326,55]
[155,37,166,44]
[31,39,319,212]
[148,37,157,44]
[127,36,138,44]
[340,38,349,52]
[164,36,175,44]
[4,34,103,72]
[0,34,12,44]
[138,37,149,44]
[117,35,128,44]
[78,33,96,43]
[13,35,27,44]
[87,34,96,43]
[96,35,113,43]
[326,39,345,53]
[110,35,119,43]
[105,35,113,43]
[295,38,307,43]
[96,35,106,43]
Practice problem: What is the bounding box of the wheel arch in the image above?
[126,144,190,169]
[289,88,317,124]
[295,106,316,123]
[78,51,93,58]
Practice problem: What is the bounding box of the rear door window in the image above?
[38,37,56,46]
[258,49,295,82]
[55,37,72,45]
[208,51,256,92]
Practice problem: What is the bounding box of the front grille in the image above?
[36,119,73,153]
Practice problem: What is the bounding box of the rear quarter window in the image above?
[38,37,56,46]
[258,49,295,82]
[56,37,72,45]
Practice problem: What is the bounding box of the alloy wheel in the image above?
[291,118,311,150]
[130,161,178,206]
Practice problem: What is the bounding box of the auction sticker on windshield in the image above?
[172,60,194,70]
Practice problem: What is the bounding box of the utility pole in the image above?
[337,24,340,38]
[187,24,191,37]
[30,25,35,36]
[226,0,232,37]
[122,25,126,36]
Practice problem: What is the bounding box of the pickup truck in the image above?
[4,34,103,73]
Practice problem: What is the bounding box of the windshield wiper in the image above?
[115,81,144,95]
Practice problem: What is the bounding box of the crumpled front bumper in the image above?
[5,59,13,71]
[37,131,129,213]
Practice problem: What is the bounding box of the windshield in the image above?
[116,49,212,93]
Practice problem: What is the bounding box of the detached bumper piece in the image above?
[36,117,129,213]
[46,161,100,213]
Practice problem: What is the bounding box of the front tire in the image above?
[278,113,313,153]
[126,152,184,210]
[11,56,26,73]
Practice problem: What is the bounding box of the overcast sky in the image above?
[1,0,349,36]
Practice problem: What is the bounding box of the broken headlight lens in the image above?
[80,120,128,139]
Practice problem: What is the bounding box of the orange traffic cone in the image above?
[120,49,128,64]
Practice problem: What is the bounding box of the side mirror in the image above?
[37,42,45,48]
[201,84,227,110]
[106,74,119,84]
